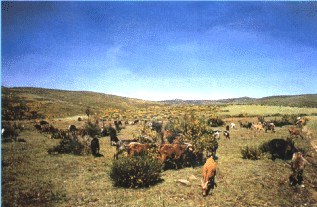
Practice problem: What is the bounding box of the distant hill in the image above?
[2,87,316,119]
[160,95,317,107]
[1,87,160,118]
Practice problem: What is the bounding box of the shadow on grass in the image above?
[113,178,165,189]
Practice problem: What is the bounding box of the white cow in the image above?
[230,123,236,129]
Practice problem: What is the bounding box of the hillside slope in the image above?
[2,87,316,119]
[1,87,160,118]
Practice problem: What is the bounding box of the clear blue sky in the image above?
[2,1,317,101]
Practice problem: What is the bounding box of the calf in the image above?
[289,152,307,186]
[201,157,217,196]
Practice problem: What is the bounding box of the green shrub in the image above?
[48,134,91,155]
[48,138,85,155]
[84,121,101,137]
[207,117,225,127]
[271,114,298,127]
[241,145,262,160]
[110,155,163,188]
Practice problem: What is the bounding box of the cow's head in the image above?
[201,179,209,196]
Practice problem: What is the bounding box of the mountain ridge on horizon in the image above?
[2,86,316,104]
[2,86,317,119]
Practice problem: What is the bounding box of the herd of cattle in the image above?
[1,116,310,196]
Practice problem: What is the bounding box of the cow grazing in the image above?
[162,130,174,143]
[149,121,163,133]
[113,139,138,159]
[127,142,150,157]
[212,130,221,140]
[158,143,192,169]
[296,117,305,128]
[2,124,19,142]
[223,130,230,140]
[91,136,100,157]
[40,120,49,126]
[289,152,307,186]
[263,122,275,133]
[230,123,236,129]
[201,157,217,196]
[34,124,42,132]
[288,127,304,139]
[252,123,264,131]
[68,125,77,134]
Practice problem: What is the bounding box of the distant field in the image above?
[219,105,317,117]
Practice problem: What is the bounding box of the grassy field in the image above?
[219,105,317,117]
[2,115,317,206]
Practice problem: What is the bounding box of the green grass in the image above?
[2,116,317,206]
[219,105,317,117]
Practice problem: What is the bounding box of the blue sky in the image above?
[2,1,317,101]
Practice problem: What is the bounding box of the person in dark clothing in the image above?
[91,136,100,156]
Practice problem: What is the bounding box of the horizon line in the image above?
[2,85,316,102]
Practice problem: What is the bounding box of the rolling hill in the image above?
[1,86,317,119]
[1,87,161,118]
[160,95,317,107]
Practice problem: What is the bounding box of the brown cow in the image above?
[288,127,304,139]
[201,157,217,196]
[252,123,264,131]
[158,143,192,169]
[127,143,150,157]
[289,152,307,186]
[163,130,174,143]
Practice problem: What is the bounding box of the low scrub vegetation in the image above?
[110,155,163,188]
[241,145,262,160]
[48,134,91,155]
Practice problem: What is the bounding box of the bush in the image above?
[110,155,163,188]
[259,138,296,160]
[84,121,101,137]
[271,114,298,127]
[207,117,225,127]
[48,134,91,155]
[241,145,262,160]
[48,138,84,155]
